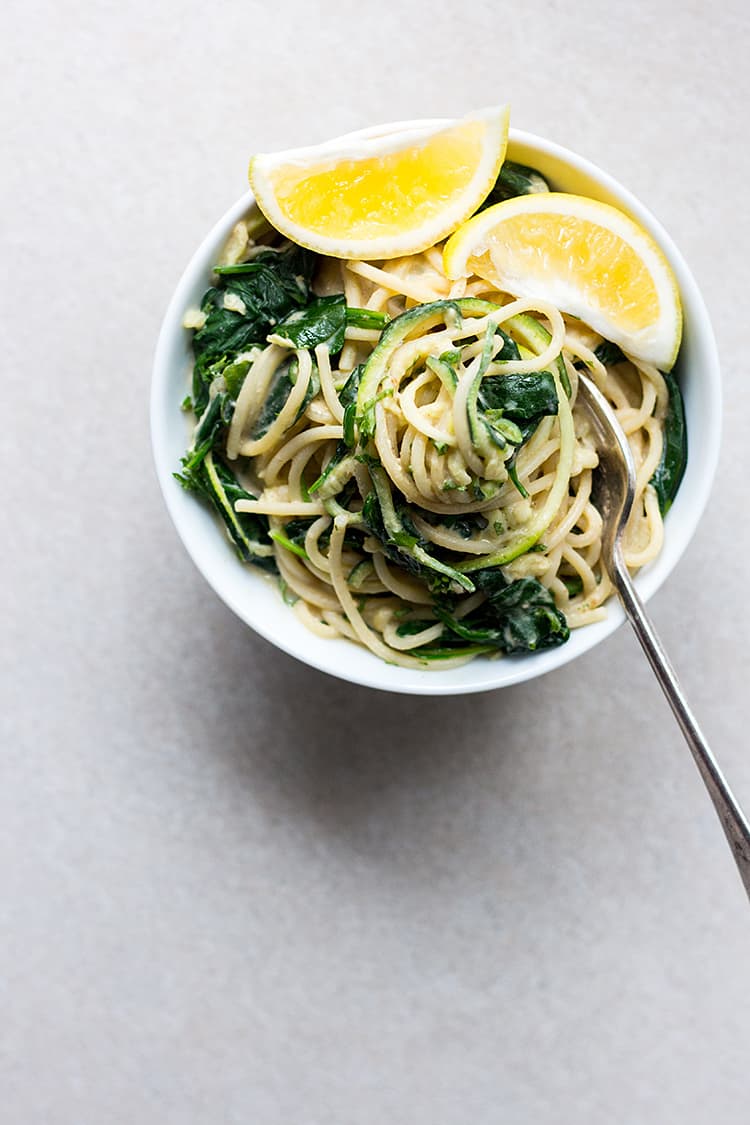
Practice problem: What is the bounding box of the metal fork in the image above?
[576,370,750,900]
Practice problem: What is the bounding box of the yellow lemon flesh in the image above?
[443,192,682,369]
[249,106,510,261]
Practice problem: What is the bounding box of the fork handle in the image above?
[613,547,750,900]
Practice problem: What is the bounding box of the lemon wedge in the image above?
[248,106,510,261]
[443,192,682,369]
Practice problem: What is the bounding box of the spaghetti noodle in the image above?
[178,215,677,669]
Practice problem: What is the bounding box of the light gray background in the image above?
[3,2,749,1122]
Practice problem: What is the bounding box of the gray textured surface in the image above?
[2,1,750,1121]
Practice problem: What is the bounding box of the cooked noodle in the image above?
[192,238,670,668]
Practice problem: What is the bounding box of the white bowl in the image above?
[151,125,721,695]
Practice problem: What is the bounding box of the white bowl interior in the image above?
[151,127,721,695]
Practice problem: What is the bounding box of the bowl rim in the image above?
[151,124,722,695]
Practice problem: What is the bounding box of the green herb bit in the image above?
[269,530,309,560]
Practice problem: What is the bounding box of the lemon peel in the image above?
[444,191,682,369]
[248,106,510,261]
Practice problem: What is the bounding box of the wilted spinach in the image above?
[175,453,276,570]
[435,571,569,654]
[474,328,559,448]
[273,294,347,354]
[594,340,627,367]
[480,370,558,421]
[192,245,317,365]
[593,341,687,514]
[480,161,550,211]
[650,370,687,514]
[251,356,320,439]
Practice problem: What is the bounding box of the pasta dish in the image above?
[177,153,686,668]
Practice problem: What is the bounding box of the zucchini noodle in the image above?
[179,216,678,669]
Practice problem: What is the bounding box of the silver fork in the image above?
[576,369,750,900]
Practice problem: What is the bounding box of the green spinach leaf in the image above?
[594,340,627,367]
[175,453,276,571]
[253,357,320,439]
[192,245,316,364]
[273,294,347,354]
[437,573,569,654]
[650,370,687,514]
[480,161,550,210]
[479,370,558,420]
